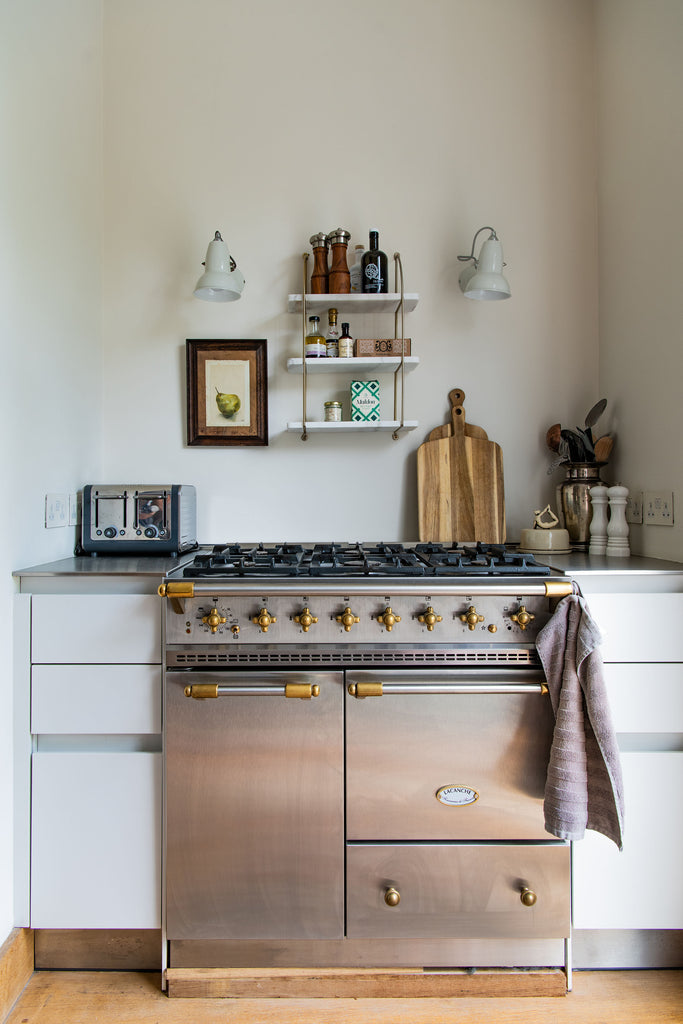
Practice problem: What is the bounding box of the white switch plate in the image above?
[68,491,80,526]
[644,490,674,526]
[45,493,68,528]
[625,491,643,524]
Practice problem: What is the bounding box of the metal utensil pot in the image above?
[558,463,604,549]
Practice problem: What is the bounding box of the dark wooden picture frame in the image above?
[186,339,268,446]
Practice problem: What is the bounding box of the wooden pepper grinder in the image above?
[328,228,351,293]
[309,232,329,294]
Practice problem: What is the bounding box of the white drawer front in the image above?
[572,751,683,929]
[30,751,161,929]
[586,593,683,662]
[32,664,161,735]
[603,663,683,733]
[31,594,160,664]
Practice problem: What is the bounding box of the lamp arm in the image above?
[457,226,498,263]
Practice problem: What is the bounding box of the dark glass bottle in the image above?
[361,230,388,294]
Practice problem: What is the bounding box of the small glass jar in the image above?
[324,401,342,422]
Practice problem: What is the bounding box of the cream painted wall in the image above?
[596,0,683,560]
[0,1,103,941]
[101,0,598,543]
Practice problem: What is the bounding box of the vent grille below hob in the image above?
[167,647,541,668]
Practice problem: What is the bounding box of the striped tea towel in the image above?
[536,594,624,850]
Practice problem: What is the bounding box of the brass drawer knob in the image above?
[384,887,401,907]
[520,886,537,907]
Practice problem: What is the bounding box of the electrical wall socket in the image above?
[644,491,674,526]
[625,491,643,525]
[45,493,68,528]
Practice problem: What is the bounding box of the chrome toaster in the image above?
[80,484,197,556]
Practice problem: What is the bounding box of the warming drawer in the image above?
[346,842,570,939]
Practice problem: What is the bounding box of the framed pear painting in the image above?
[186,339,268,446]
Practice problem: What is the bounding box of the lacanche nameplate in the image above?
[436,785,479,807]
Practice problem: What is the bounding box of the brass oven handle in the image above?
[184,683,320,700]
[348,682,548,699]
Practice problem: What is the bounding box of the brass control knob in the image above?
[294,607,318,632]
[520,887,538,907]
[202,607,227,634]
[384,887,401,907]
[418,606,443,631]
[377,607,401,631]
[336,607,360,632]
[252,607,277,632]
[511,605,535,631]
[460,605,485,630]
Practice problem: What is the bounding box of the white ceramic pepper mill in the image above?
[589,485,609,555]
[606,484,630,557]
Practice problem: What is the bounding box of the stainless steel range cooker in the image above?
[159,542,574,985]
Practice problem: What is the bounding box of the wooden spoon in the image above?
[594,435,614,462]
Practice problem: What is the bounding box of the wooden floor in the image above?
[4,969,683,1024]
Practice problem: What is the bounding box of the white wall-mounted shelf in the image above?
[288,293,419,315]
[286,356,419,375]
[286,420,419,435]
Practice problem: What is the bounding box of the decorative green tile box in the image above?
[351,380,380,422]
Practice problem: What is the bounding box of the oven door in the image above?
[346,669,553,841]
[165,670,344,941]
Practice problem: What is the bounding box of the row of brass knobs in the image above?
[202,604,537,634]
[383,885,538,908]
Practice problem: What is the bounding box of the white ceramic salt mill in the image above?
[606,484,630,557]
[589,485,609,556]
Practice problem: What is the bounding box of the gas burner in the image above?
[181,542,551,579]
[415,542,551,577]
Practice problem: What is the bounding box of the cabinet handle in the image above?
[384,887,401,907]
[520,887,538,907]
[348,682,548,698]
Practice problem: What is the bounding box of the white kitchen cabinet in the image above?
[14,572,163,932]
[31,751,161,928]
[31,593,160,663]
[569,582,683,936]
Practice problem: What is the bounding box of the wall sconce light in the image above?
[194,230,245,302]
[457,226,510,301]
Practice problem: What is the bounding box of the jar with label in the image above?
[324,401,343,421]
[305,315,326,358]
[326,308,340,357]
[339,322,354,358]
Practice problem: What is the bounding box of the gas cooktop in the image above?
[179,542,552,579]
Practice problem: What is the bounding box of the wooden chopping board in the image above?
[417,389,505,543]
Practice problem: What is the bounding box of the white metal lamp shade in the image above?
[194,230,245,302]
[458,227,511,301]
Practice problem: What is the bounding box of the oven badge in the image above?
[436,785,479,807]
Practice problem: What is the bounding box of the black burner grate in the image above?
[181,541,551,579]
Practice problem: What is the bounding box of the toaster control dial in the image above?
[144,526,158,538]
[103,527,117,539]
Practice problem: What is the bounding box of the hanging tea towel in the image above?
[536,594,625,850]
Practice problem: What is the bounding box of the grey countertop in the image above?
[12,550,205,578]
[532,552,683,575]
[13,547,683,578]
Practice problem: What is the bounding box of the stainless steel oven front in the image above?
[160,570,573,978]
